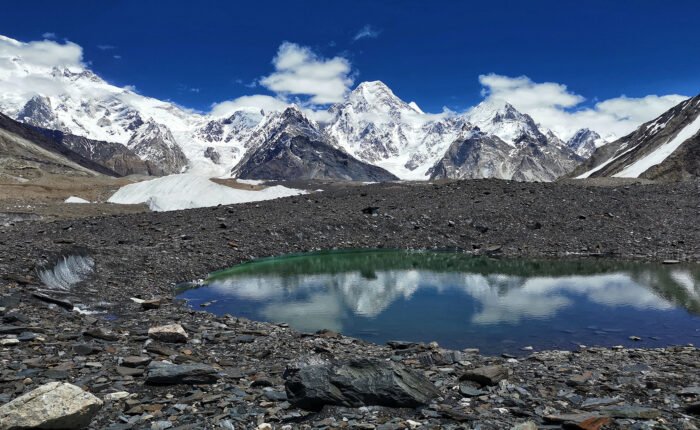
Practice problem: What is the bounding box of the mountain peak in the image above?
[465,99,543,146]
[468,99,521,122]
[355,80,392,93]
[349,81,405,107]
[567,128,605,158]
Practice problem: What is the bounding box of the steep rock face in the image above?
[510,138,582,182]
[16,95,64,131]
[429,102,582,181]
[566,128,605,158]
[572,95,700,180]
[428,128,513,179]
[0,112,119,179]
[203,147,221,164]
[127,120,188,175]
[233,107,397,181]
[36,128,152,176]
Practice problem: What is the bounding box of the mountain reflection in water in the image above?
[177,250,700,354]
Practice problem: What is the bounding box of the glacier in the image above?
[107,174,307,211]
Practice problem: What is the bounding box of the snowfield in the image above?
[64,196,91,203]
[107,174,307,211]
[613,114,700,178]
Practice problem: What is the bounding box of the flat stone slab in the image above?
[148,324,188,343]
[145,361,219,385]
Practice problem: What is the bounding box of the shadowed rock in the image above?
[284,358,440,411]
[145,362,219,385]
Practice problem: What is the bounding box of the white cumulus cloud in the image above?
[259,42,354,105]
[478,73,688,140]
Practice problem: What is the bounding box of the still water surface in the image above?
[177,250,700,355]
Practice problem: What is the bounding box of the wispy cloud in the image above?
[42,32,56,40]
[235,78,258,89]
[353,25,381,41]
[97,44,116,51]
[113,54,122,60]
[176,83,200,94]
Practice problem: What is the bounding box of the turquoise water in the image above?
[177,250,700,355]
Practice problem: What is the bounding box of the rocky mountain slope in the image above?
[232,107,397,181]
[572,94,700,180]
[0,112,119,180]
[428,103,582,181]
[35,127,152,176]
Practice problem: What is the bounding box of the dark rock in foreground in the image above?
[145,361,219,385]
[284,358,440,410]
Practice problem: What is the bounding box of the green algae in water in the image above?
[178,250,700,355]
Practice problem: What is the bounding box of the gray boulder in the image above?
[284,358,440,411]
[460,365,509,386]
[0,382,102,429]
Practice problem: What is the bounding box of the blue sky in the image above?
[0,0,698,137]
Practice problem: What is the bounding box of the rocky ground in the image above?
[1,178,700,429]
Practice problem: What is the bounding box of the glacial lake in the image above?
[177,250,700,355]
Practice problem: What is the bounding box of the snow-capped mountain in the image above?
[0,34,589,182]
[232,106,397,181]
[0,38,258,175]
[464,99,547,146]
[429,121,582,182]
[572,94,700,180]
[325,84,581,180]
[325,81,466,179]
[126,120,188,175]
[566,128,606,158]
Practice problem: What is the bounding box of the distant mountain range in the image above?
[17,39,700,182]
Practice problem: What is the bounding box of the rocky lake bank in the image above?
[1,178,700,429]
